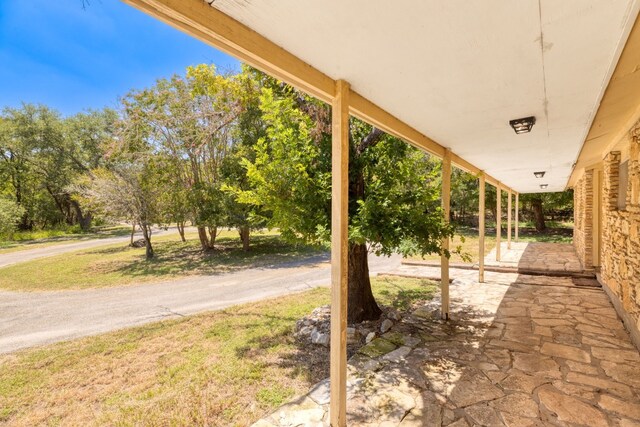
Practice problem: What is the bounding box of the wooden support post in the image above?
[507,190,512,250]
[496,185,502,262]
[479,174,486,283]
[329,79,349,427]
[441,149,452,320]
[515,193,519,242]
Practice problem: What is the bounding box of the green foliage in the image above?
[0,198,24,238]
[242,83,454,258]
[0,104,116,232]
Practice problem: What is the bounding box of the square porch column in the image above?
[507,190,512,249]
[329,79,349,427]
[441,149,452,320]
[496,185,502,262]
[479,173,486,283]
[515,192,519,241]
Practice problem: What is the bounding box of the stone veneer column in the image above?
[603,152,621,212]
[573,170,594,269]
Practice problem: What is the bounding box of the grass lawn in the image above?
[0,225,131,254]
[0,230,323,292]
[0,276,437,427]
[407,223,573,264]
[409,226,496,264]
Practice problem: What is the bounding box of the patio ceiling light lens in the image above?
[540,184,548,189]
[509,116,536,134]
[534,171,546,178]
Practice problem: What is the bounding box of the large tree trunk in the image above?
[347,243,382,323]
[239,226,250,251]
[197,226,212,251]
[208,226,218,249]
[532,197,546,232]
[70,200,92,231]
[345,128,385,324]
[130,223,136,246]
[45,185,69,223]
[177,221,186,242]
[140,223,154,259]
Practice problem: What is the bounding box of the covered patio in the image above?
[253,266,640,426]
[122,0,640,425]
[485,242,586,275]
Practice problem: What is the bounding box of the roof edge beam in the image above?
[121,0,335,102]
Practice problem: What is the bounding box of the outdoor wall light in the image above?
[540,184,548,189]
[534,171,546,178]
[509,116,536,134]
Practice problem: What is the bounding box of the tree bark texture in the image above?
[345,127,384,324]
[208,226,218,249]
[130,223,136,246]
[140,223,154,259]
[347,243,382,323]
[177,221,186,242]
[197,226,212,251]
[532,197,546,231]
[239,226,250,251]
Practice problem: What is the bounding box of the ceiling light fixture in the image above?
[509,116,536,134]
[534,171,546,178]
[540,184,548,189]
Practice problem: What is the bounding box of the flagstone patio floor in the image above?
[253,269,640,427]
[484,242,585,274]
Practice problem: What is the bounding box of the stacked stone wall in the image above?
[573,170,593,269]
[601,136,640,347]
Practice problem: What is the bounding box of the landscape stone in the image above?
[381,346,412,363]
[598,394,640,420]
[358,338,397,358]
[600,360,640,388]
[540,342,590,363]
[499,372,546,394]
[311,329,330,347]
[382,331,405,346]
[449,376,503,407]
[381,319,394,333]
[566,372,633,399]
[591,346,640,363]
[537,386,608,427]
[512,353,560,377]
[565,360,599,375]
[491,393,539,418]
[465,404,503,426]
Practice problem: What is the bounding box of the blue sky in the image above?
[0,0,239,116]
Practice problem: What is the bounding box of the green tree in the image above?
[221,66,270,250]
[520,191,573,231]
[243,84,453,323]
[120,65,241,251]
[76,162,161,259]
[0,104,115,231]
[0,198,25,239]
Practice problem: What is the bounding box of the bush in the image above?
[0,199,25,240]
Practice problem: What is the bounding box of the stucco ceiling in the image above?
[208,0,639,193]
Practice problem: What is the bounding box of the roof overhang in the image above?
[567,12,640,187]
[123,0,640,194]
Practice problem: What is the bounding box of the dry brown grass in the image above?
[0,277,436,426]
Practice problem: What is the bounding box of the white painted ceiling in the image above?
[210,0,639,193]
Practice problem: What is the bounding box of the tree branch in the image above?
[357,127,384,154]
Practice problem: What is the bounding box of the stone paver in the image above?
[253,269,640,427]
[485,242,585,273]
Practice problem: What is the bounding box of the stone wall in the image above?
[600,135,640,348]
[573,169,593,269]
